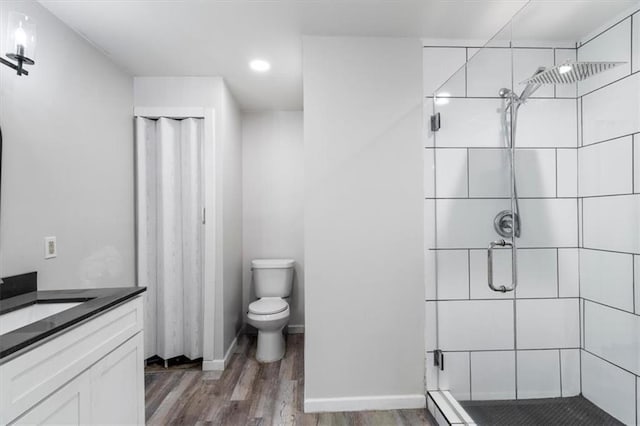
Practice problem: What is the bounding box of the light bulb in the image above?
[434,92,451,106]
[249,59,271,72]
[558,64,572,74]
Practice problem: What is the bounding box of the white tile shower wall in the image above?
[437,300,514,351]
[560,349,581,397]
[579,249,634,312]
[577,11,640,424]
[423,47,466,97]
[582,350,638,425]
[556,149,578,197]
[435,250,469,300]
[584,300,640,376]
[578,136,633,196]
[517,199,578,248]
[558,249,580,298]
[438,352,471,401]
[582,195,640,253]
[577,18,632,96]
[516,299,580,349]
[466,48,512,98]
[516,350,561,399]
[435,149,468,197]
[581,72,640,146]
[424,41,581,402]
[470,351,516,400]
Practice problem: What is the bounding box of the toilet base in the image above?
[256,329,285,362]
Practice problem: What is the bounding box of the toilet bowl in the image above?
[247,298,290,362]
[248,259,294,363]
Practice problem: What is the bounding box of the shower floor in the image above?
[460,395,623,426]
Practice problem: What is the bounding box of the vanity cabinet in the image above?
[0,296,144,425]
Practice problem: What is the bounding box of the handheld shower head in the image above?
[518,66,545,102]
[499,88,514,98]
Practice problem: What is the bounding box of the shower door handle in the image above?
[488,239,515,293]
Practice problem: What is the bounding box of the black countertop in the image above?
[0,286,146,361]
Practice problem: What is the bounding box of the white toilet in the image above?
[246,259,294,362]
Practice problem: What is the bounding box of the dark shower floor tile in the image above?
[460,395,624,426]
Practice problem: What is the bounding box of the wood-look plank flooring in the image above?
[145,334,435,425]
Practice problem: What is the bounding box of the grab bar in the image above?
[487,239,517,293]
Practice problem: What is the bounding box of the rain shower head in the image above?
[520,61,626,85]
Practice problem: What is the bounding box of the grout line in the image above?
[423,45,574,50]
[428,147,580,151]
[558,349,563,397]
[465,48,469,98]
[556,249,560,298]
[427,296,580,302]
[580,69,639,99]
[583,296,639,318]
[579,14,634,49]
[555,149,559,198]
[468,352,473,401]
[440,348,581,353]
[582,347,640,378]
[431,246,582,251]
[427,192,638,200]
[467,250,471,300]
[424,95,568,100]
[581,132,638,149]
[466,148,470,198]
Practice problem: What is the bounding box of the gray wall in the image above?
[303,36,425,410]
[242,111,304,329]
[0,0,134,289]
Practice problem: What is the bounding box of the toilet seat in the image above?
[248,297,288,315]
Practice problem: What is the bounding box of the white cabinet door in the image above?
[12,372,91,425]
[90,332,145,425]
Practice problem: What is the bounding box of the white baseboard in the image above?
[202,335,238,371]
[287,324,305,334]
[304,394,426,413]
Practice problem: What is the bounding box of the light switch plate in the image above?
[44,236,57,259]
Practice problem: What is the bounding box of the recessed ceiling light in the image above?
[250,59,271,72]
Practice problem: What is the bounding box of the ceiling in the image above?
[39,0,639,111]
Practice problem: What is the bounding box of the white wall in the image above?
[134,77,243,362]
[242,111,304,328]
[0,0,134,289]
[577,10,640,425]
[220,83,243,353]
[303,36,425,412]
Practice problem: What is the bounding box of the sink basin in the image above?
[0,302,82,335]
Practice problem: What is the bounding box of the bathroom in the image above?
[0,0,638,425]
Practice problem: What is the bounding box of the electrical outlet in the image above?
[44,236,57,259]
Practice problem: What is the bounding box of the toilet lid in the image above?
[248,298,288,315]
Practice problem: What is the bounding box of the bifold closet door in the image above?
[136,117,204,361]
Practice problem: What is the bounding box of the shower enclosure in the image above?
[425,2,640,425]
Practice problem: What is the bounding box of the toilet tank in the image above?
[252,259,295,298]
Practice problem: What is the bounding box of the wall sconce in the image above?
[1,12,36,76]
